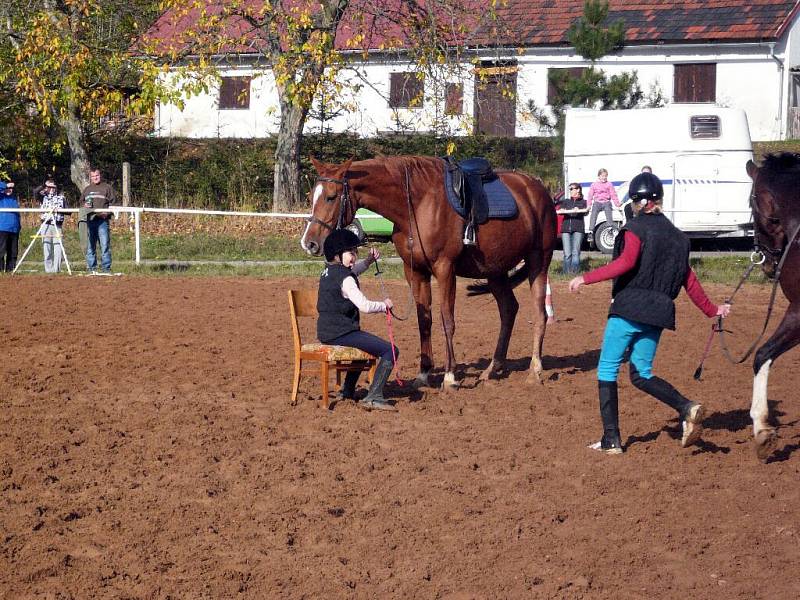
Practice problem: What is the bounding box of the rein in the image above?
[369,167,417,322]
[717,182,800,363]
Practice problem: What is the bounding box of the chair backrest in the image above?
[288,289,318,354]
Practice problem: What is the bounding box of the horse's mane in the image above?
[757,153,800,206]
[760,152,800,182]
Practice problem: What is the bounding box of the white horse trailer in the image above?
[563,105,754,253]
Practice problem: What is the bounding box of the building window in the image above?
[674,64,716,103]
[547,67,587,105]
[389,73,424,108]
[445,83,463,115]
[219,76,251,110]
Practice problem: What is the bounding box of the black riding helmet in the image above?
[628,172,663,203]
[323,228,364,262]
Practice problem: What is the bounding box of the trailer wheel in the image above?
[594,222,619,255]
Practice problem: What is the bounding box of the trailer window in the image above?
[690,115,721,139]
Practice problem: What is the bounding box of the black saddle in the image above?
[444,156,495,225]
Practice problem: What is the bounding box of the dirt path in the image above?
[1,276,798,598]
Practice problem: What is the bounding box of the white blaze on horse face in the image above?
[300,183,326,252]
[751,359,772,435]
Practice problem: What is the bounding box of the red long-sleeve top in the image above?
[583,231,718,318]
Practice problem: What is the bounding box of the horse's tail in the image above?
[466,261,530,296]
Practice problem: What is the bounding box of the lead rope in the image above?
[385,310,403,385]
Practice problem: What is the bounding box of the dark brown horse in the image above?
[745,154,800,458]
[301,156,557,388]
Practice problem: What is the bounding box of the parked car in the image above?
[354,208,394,241]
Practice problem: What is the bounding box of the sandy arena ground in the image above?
[1,275,798,598]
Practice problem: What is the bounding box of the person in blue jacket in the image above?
[0,181,21,272]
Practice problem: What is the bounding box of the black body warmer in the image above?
[609,212,690,331]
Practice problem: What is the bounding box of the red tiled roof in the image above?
[140,0,800,54]
[487,0,800,46]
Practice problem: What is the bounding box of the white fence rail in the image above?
[0,207,391,265]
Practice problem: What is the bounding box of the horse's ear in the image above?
[310,156,325,173]
[338,157,354,176]
[746,159,758,179]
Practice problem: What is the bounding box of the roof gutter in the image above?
[769,42,786,139]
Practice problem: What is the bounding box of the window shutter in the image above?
[674,64,716,103]
[445,83,463,115]
[219,77,251,110]
[389,73,424,108]
[547,67,587,105]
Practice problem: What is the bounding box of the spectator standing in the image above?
[0,182,21,272]
[39,180,67,273]
[80,168,115,273]
[557,183,588,274]
[586,168,620,245]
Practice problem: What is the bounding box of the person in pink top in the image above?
[568,172,731,455]
[586,168,620,245]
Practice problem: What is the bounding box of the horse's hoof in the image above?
[478,368,496,382]
[525,371,543,385]
[412,374,430,389]
[441,372,459,391]
[755,428,778,461]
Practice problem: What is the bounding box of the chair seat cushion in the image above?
[302,343,375,362]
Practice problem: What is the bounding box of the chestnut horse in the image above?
[301,156,557,388]
[744,154,800,458]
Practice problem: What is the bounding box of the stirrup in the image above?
[463,223,476,246]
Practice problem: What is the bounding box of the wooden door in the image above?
[474,64,517,136]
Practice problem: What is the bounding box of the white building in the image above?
[147,1,800,141]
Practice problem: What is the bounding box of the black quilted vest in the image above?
[609,212,690,330]
[317,263,361,342]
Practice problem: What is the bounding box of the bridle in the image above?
[749,174,787,275]
[308,170,417,322]
[717,170,800,364]
[307,175,356,232]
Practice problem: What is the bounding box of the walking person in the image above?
[317,229,399,411]
[586,168,620,246]
[0,181,21,272]
[39,180,67,273]
[80,168,115,273]
[557,183,588,274]
[569,172,731,454]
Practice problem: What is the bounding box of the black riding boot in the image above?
[359,359,397,411]
[630,367,692,415]
[338,370,361,400]
[594,381,623,454]
[630,367,705,447]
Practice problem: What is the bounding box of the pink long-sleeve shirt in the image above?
[586,180,620,207]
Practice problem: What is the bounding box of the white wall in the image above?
[154,35,797,141]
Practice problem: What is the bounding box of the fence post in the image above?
[122,162,130,206]
[134,209,141,265]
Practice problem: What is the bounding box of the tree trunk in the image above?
[272,98,308,212]
[58,99,91,192]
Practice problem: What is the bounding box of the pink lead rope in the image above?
[385,309,404,386]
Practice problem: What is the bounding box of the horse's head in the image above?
[300,157,355,256]
[747,158,787,278]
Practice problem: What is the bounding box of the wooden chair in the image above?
[288,289,377,409]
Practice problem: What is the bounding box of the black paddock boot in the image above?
[359,359,397,412]
[589,381,623,454]
[630,368,704,447]
[338,370,361,401]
